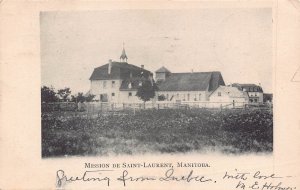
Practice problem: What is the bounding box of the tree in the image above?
[70,92,95,103]
[41,86,57,103]
[158,94,166,101]
[57,87,71,102]
[70,92,85,103]
[85,94,95,102]
[136,79,158,107]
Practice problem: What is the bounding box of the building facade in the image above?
[209,86,249,108]
[232,83,264,103]
[89,48,154,103]
[155,67,225,102]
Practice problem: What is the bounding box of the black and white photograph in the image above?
[40,9,273,158]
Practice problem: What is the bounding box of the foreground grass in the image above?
[42,108,273,157]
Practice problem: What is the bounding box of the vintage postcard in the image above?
[0,0,300,189]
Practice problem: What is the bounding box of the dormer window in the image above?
[138,81,142,86]
[128,83,132,89]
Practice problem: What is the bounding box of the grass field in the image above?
[42,108,273,157]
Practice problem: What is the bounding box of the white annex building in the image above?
[155,66,225,102]
[209,86,249,108]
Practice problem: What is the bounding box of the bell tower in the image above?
[120,42,128,62]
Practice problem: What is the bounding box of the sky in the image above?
[41,8,273,94]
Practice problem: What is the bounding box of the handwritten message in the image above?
[56,162,296,189]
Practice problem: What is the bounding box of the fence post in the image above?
[91,104,94,116]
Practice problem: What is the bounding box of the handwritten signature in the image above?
[223,169,295,190]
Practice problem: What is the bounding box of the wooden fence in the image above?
[42,101,272,115]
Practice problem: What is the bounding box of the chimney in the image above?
[141,65,144,69]
[108,59,112,74]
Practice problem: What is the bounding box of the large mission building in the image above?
[89,47,257,106]
[89,47,154,103]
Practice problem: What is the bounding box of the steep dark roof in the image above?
[157,71,225,91]
[232,83,263,92]
[89,62,152,80]
[156,66,171,73]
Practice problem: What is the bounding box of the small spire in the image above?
[120,42,128,62]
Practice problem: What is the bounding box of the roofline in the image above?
[157,89,208,92]
[169,71,221,75]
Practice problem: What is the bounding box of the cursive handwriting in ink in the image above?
[261,182,296,190]
[253,171,283,180]
[56,169,112,187]
[223,170,250,181]
[159,168,213,183]
[117,170,156,186]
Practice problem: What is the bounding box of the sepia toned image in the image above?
[40,9,273,158]
[2,0,300,189]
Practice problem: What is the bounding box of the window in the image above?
[199,94,201,100]
[128,92,132,96]
[255,93,257,96]
[112,93,115,96]
[166,94,169,100]
[112,81,115,88]
[128,83,132,89]
[218,92,221,96]
[187,94,190,101]
[177,93,179,98]
[103,81,107,88]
